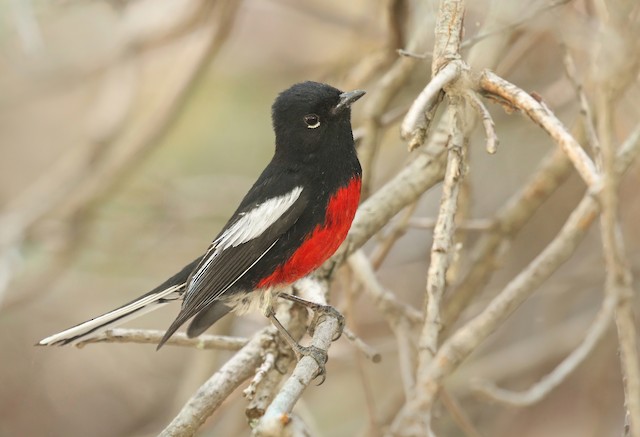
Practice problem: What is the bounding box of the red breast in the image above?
[257,176,362,288]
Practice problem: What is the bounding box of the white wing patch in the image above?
[190,186,303,288]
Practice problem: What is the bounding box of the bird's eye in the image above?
[303,114,321,129]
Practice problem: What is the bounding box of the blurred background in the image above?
[1,0,639,436]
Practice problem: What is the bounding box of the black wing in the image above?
[157,177,308,347]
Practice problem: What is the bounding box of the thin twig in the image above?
[440,389,484,437]
[357,2,434,196]
[562,48,602,164]
[474,292,616,406]
[597,87,640,436]
[461,0,572,50]
[343,327,382,363]
[401,61,461,149]
[387,0,467,434]
[443,146,573,329]
[409,217,493,231]
[370,202,419,270]
[243,352,277,400]
[75,328,248,350]
[393,318,418,401]
[480,70,600,189]
[348,250,423,326]
[465,90,499,154]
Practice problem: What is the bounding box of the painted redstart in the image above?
[38,81,365,367]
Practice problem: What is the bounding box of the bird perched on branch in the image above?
[38,81,365,372]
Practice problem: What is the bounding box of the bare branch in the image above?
[75,328,248,350]
[159,328,272,437]
[243,352,277,400]
[418,105,466,364]
[357,0,435,196]
[443,146,573,328]
[393,319,418,401]
[401,61,461,149]
[343,327,382,363]
[390,120,640,429]
[412,101,467,435]
[370,202,419,270]
[440,389,484,437]
[597,83,640,435]
[480,70,601,189]
[253,278,341,436]
[348,250,423,326]
[474,292,616,406]
[562,48,601,163]
[465,90,498,154]
[409,217,493,231]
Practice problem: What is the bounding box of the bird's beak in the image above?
[332,89,366,114]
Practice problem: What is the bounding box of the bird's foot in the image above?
[278,293,345,341]
[290,344,328,384]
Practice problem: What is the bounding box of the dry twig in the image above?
[76,328,248,350]
[474,293,616,406]
[159,328,272,437]
[480,70,600,189]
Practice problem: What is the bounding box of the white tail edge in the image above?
[37,284,182,346]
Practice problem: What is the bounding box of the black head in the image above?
[271,81,365,160]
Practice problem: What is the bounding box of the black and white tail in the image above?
[37,258,200,346]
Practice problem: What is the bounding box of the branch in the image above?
[401,61,461,149]
[159,328,272,437]
[370,202,418,269]
[443,146,573,328]
[418,104,466,365]
[357,4,433,196]
[562,48,601,164]
[465,90,498,154]
[390,119,640,429]
[409,217,493,231]
[253,279,341,436]
[343,327,382,363]
[474,292,616,406]
[597,87,640,435]
[480,70,601,189]
[76,328,248,350]
[387,0,467,434]
[407,94,467,437]
[348,250,423,326]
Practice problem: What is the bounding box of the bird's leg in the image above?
[277,293,345,341]
[264,305,328,383]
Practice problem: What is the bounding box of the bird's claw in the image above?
[292,344,328,385]
[309,305,345,342]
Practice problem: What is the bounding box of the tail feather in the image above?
[37,284,183,346]
[37,256,203,347]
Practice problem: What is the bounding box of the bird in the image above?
[38,81,365,370]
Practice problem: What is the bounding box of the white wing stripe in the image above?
[218,186,303,250]
[190,186,303,288]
